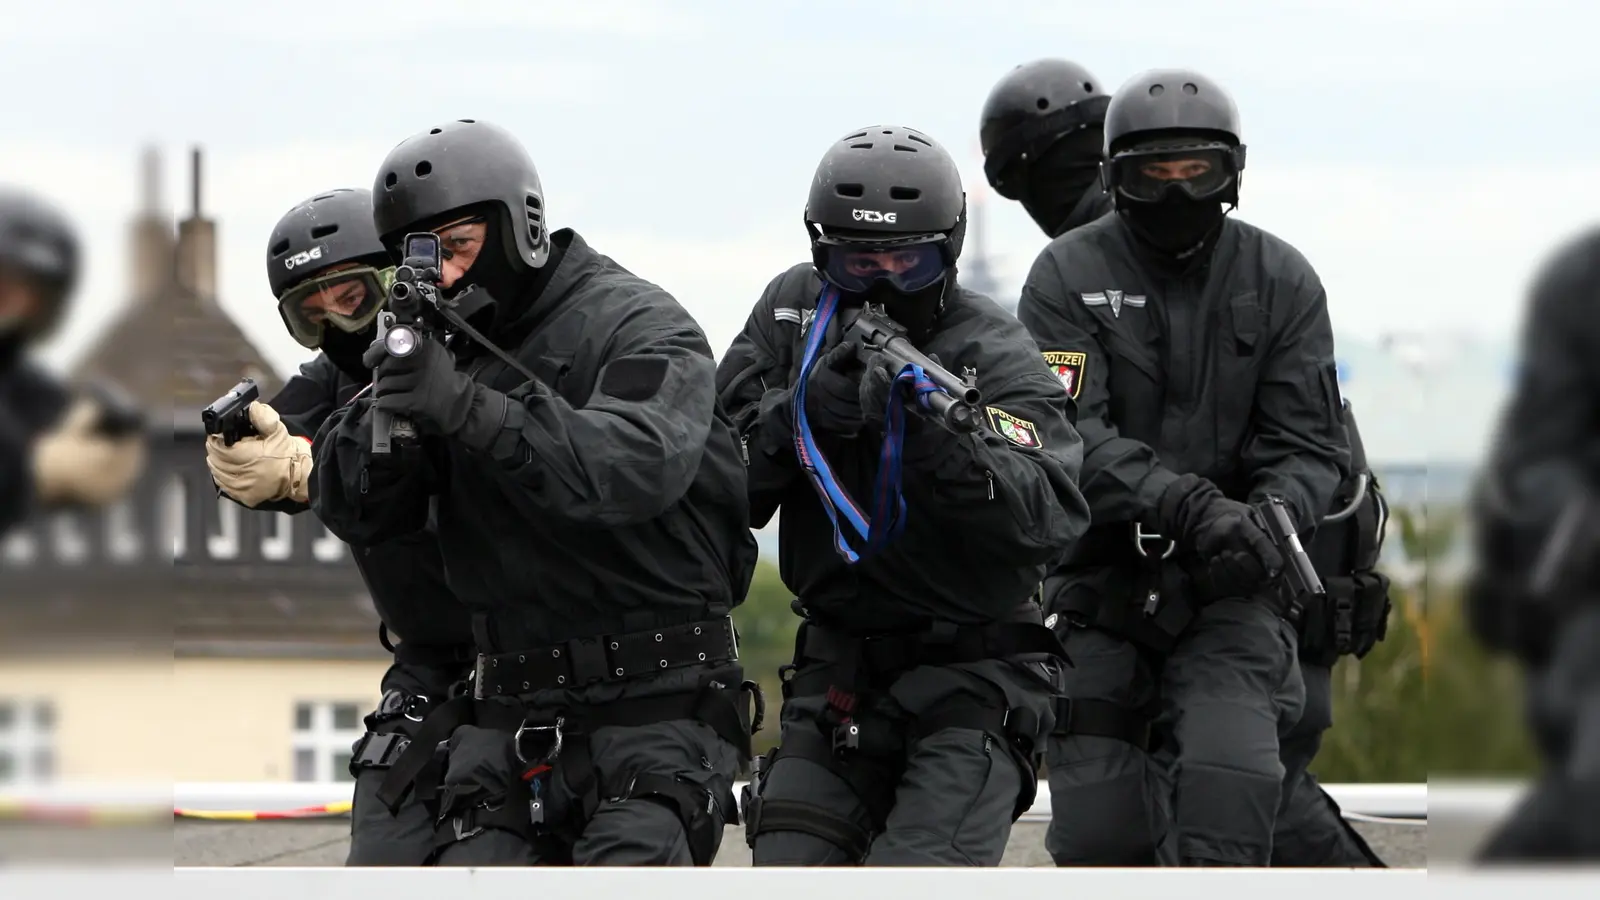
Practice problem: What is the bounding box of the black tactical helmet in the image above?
[1100,68,1247,208]
[979,59,1110,197]
[0,187,80,340]
[267,188,393,350]
[804,125,967,263]
[266,188,388,297]
[372,119,550,269]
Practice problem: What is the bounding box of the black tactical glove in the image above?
[363,337,477,437]
[856,349,898,427]
[804,341,867,437]
[1158,474,1285,598]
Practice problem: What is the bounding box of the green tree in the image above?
[731,561,801,757]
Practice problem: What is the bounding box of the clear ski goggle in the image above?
[276,265,395,349]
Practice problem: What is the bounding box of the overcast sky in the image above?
[3,0,1594,446]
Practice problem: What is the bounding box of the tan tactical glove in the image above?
[204,401,313,507]
[32,398,148,507]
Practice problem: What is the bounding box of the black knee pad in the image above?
[1045,767,1163,866]
[619,771,736,867]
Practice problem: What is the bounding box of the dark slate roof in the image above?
[70,284,282,417]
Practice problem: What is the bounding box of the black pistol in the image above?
[202,377,260,446]
[84,380,146,438]
[1257,495,1326,617]
[840,303,983,434]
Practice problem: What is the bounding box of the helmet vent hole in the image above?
[1182,83,1198,95]
[415,161,433,177]
[384,172,398,188]
[889,186,920,201]
[849,142,873,150]
[1035,97,1049,110]
[846,131,868,140]
[835,183,864,198]
[459,118,476,124]
[429,128,443,135]
[528,224,542,244]
[312,193,335,202]
[525,195,542,212]
[310,224,339,239]
[1149,83,1165,96]
[270,239,290,256]
[906,133,932,147]
[1083,82,1094,92]
[893,144,917,152]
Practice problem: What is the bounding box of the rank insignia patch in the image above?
[985,407,1042,448]
[1041,351,1086,400]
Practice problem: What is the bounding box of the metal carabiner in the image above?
[513,716,565,766]
[1132,522,1176,560]
[1321,473,1370,524]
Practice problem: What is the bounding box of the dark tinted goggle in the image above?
[818,239,950,294]
[1109,146,1237,203]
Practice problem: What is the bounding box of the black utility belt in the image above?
[474,616,739,699]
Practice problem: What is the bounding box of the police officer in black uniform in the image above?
[979,59,1115,240]
[309,120,760,866]
[719,125,1090,866]
[1,187,145,534]
[985,60,1392,867]
[1016,70,1352,867]
[1466,225,1600,861]
[202,187,475,865]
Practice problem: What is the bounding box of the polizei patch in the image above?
[985,407,1042,448]
[1041,351,1086,400]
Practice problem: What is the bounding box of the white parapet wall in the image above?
[1,779,1519,822]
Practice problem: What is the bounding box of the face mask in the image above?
[1013,126,1106,238]
[321,324,377,384]
[447,214,530,323]
[1120,192,1226,257]
[848,280,944,345]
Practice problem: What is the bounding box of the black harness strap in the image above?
[393,642,477,668]
[1050,696,1153,751]
[1058,583,1194,656]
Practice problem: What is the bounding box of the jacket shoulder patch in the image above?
[984,407,1042,449]
[600,356,669,401]
[1041,351,1086,400]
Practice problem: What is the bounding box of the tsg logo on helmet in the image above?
[283,246,325,270]
[852,209,897,224]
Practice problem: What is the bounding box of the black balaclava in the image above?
[1120,190,1227,259]
[1016,125,1105,238]
[321,324,376,384]
[443,209,534,334]
[842,279,946,346]
[1114,137,1232,260]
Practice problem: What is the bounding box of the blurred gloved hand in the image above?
[32,398,147,507]
[205,401,312,506]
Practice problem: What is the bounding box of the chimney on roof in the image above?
[174,146,218,303]
[128,145,175,303]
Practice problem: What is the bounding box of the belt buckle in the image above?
[513,716,565,765]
